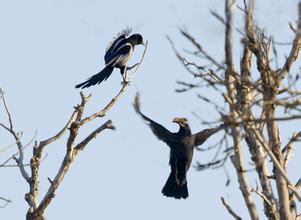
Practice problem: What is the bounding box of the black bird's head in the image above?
[128,34,145,46]
[172,117,189,128]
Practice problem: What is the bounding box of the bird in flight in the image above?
[75,29,145,89]
[134,93,224,199]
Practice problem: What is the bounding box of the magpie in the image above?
[75,30,145,89]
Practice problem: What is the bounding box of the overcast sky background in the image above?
[1,0,300,219]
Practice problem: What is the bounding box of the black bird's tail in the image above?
[75,65,114,89]
[161,171,188,199]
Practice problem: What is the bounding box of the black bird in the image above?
[134,94,224,199]
[75,30,145,89]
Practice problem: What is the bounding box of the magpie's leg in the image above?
[120,66,130,84]
[126,63,139,72]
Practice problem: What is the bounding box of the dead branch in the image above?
[0,131,36,167]
[128,40,148,78]
[179,28,225,71]
[224,1,259,219]
[167,36,224,87]
[283,132,301,168]
[251,187,272,208]
[210,9,226,25]
[80,82,129,125]
[0,196,12,208]
[0,141,17,153]
[277,2,301,82]
[238,3,280,218]
[0,90,30,182]
[221,197,242,220]
[74,120,115,152]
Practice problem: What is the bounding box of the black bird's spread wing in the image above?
[134,93,174,145]
[193,126,222,147]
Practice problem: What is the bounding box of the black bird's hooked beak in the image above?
[172,117,188,127]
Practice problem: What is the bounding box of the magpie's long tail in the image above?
[161,171,188,199]
[75,65,114,89]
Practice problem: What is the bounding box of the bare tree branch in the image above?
[277,2,301,82]
[0,90,30,182]
[0,131,36,167]
[0,196,12,208]
[128,40,148,78]
[179,28,226,71]
[238,2,280,218]
[74,120,115,152]
[221,197,242,220]
[251,187,272,208]
[224,1,259,218]
[210,9,226,25]
[80,82,129,125]
[283,132,301,168]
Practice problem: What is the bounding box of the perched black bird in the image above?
[134,94,224,199]
[75,30,145,89]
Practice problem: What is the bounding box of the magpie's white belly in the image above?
[116,48,133,67]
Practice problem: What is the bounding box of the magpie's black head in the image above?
[128,34,145,46]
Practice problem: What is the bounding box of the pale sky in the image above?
[1,0,300,219]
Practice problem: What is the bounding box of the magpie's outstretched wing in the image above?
[193,126,223,147]
[134,93,174,145]
[105,43,132,67]
[105,34,127,64]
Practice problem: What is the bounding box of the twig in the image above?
[0,196,12,208]
[35,110,78,159]
[74,120,115,152]
[179,28,225,71]
[251,186,272,207]
[289,22,297,34]
[129,40,148,78]
[221,197,242,220]
[0,131,37,167]
[210,9,226,25]
[277,2,301,82]
[1,90,14,131]
[0,141,17,153]
[0,91,30,182]
[80,82,129,124]
[1,153,48,168]
[283,132,301,167]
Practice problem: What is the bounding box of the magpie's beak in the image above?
[141,41,146,46]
